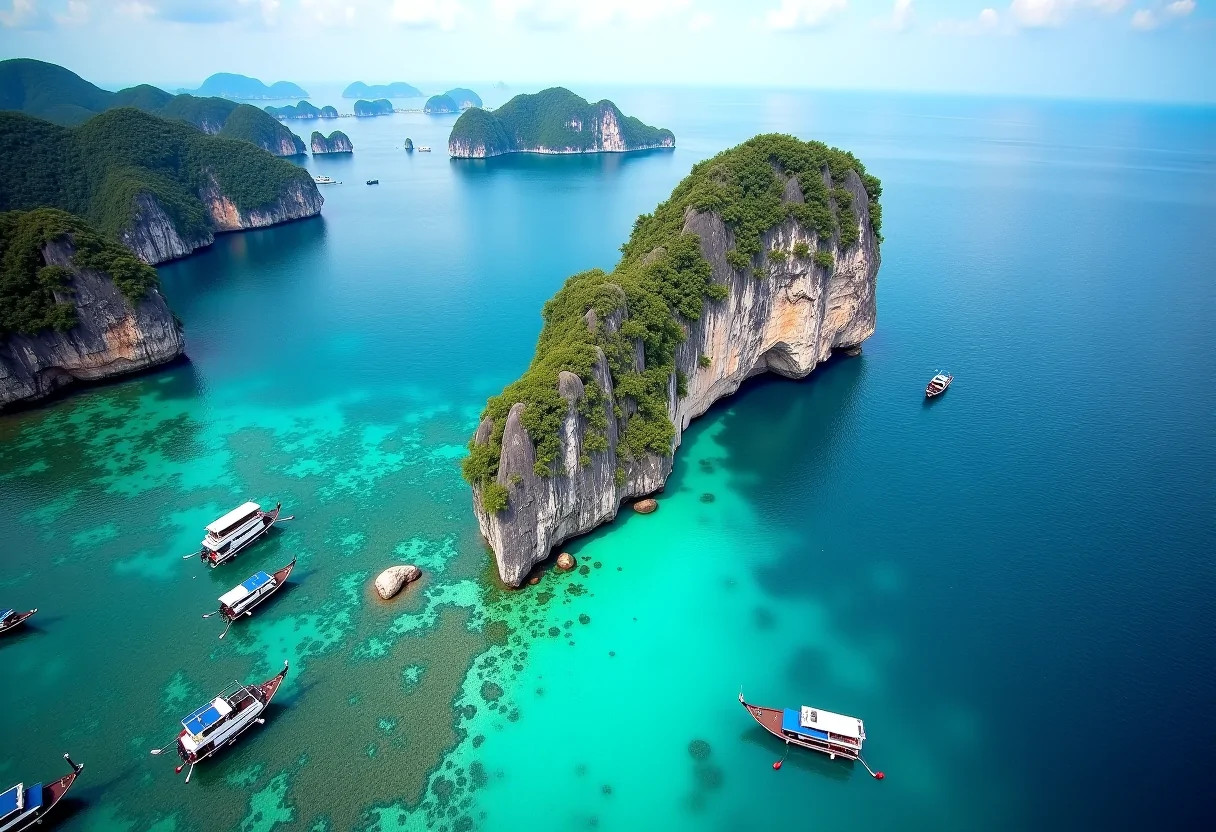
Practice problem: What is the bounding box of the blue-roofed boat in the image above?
[0,755,82,832]
[193,501,294,568]
[739,692,884,778]
[0,608,36,635]
[206,558,296,638]
[151,662,289,782]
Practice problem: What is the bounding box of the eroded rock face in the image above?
[374,564,422,600]
[472,170,879,586]
[118,171,323,265]
[0,238,185,409]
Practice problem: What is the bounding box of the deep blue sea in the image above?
[1,86,1214,831]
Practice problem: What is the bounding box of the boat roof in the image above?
[206,502,261,535]
[1,782,43,821]
[797,705,863,739]
[182,696,233,735]
[218,571,273,607]
[0,610,12,621]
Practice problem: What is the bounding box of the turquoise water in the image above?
[2,88,1215,830]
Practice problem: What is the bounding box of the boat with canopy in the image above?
[0,755,83,832]
[191,502,293,567]
[203,559,296,638]
[739,692,884,778]
[926,372,953,398]
[150,662,289,783]
[0,609,36,635]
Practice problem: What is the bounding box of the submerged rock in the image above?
[374,564,421,599]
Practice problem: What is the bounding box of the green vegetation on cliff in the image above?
[1,208,158,338]
[462,134,880,506]
[449,87,673,156]
[445,88,482,108]
[0,59,305,156]
[265,101,322,119]
[354,98,394,117]
[0,108,314,244]
[186,73,308,100]
[424,94,459,115]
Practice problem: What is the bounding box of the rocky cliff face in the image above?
[311,131,354,153]
[0,237,185,409]
[471,169,879,586]
[118,170,323,265]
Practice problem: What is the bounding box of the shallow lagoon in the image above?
[2,88,1214,830]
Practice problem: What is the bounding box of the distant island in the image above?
[353,98,393,117]
[448,87,675,158]
[0,208,184,409]
[0,107,322,264]
[265,101,339,120]
[493,81,509,91]
[312,130,353,153]
[445,88,482,109]
[183,73,308,100]
[0,59,305,156]
[343,81,422,99]
[404,137,414,151]
[424,94,459,114]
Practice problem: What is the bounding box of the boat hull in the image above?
[739,696,861,761]
[175,664,289,769]
[222,559,296,623]
[0,609,36,634]
[3,761,81,832]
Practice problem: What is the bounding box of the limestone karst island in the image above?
[448,87,675,158]
[1,9,1210,832]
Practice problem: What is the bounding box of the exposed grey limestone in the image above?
[374,564,422,599]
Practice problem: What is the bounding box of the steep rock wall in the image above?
[472,170,878,586]
[0,238,185,409]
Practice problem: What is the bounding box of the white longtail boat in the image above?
[739,692,885,779]
[203,559,296,638]
[0,755,83,832]
[191,502,292,568]
[151,662,289,783]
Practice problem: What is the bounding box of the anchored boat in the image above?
[739,692,883,778]
[1,754,83,832]
[312,175,340,184]
[151,662,289,783]
[204,558,296,638]
[926,373,953,398]
[192,502,293,568]
[0,608,36,635]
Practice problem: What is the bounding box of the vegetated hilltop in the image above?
[343,81,422,98]
[185,73,308,100]
[463,134,883,585]
[0,208,184,408]
[0,108,323,264]
[424,94,459,114]
[311,130,353,153]
[0,59,306,156]
[445,88,482,109]
[448,87,674,158]
[353,98,394,117]
[265,101,331,119]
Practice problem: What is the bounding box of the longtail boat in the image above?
[1,754,83,832]
[739,692,884,779]
[189,502,294,568]
[203,559,296,638]
[151,662,289,783]
[0,609,36,635]
[926,373,953,398]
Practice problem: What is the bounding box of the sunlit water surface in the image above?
[2,87,1214,831]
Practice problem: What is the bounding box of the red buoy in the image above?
[175,765,183,774]
[772,760,783,770]
[875,772,885,780]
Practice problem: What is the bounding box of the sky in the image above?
[1,0,1213,102]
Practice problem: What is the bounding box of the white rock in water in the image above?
[374,564,421,600]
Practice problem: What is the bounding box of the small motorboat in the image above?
[204,558,296,638]
[1,754,83,832]
[417,146,432,152]
[366,179,379,185]
[312,175,340,185]
[188,502,294,568]
[925,373,952,398]
[151,662,289,783]
[739,692,884,778]
[0,608,36,635]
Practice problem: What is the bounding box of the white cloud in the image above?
[390,0,462,29]
[1130,7,1157,26]
[765,0,848,31]
[1009,0,1066,27]
[114,1,154,19]
[54,0,88,24]
[933,6,1000,34]
[873,0,913,30]
[492,0,694,30]
[1165,0,1195,16]
[1088,0,1127,11]
[302,0,356,25]
[0,0,38,27]
[688,9,712,31]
